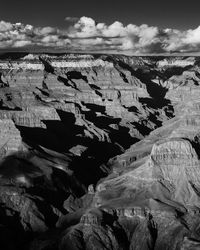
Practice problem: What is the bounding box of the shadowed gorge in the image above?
[0,53,200,249]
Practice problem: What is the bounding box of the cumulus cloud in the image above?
[70,17,97,38]
[68,17,127,38]
[0,21,13,32]
[37,26,57,35]
[183,26,200,46]
[13,40,32,48]
[1,17,200,53]
[67,17,200,53]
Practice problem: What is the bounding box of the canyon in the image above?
[0,52,200,249]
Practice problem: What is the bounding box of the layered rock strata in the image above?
[0,53,200,249]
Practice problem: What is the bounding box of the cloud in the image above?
[65,17,79,23]
[70,16,97,38]
[183,26,200,45]
[37,26,57,35]
[68,17,127,38]
[13,40,32,47]
[40,34,71,47]
[1,17,200,53]
[0,21,13,32]
[41,35,59,43]
[66,17,169,53]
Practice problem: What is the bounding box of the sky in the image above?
[1,0,200,54]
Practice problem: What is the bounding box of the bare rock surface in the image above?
[1,53,200,249]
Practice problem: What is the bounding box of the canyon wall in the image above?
[0,53,200,249]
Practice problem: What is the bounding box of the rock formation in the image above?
[1,53,200,249]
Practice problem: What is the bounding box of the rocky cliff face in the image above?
[1,53,200,249]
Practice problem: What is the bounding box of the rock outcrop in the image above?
[1,53,200,249]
